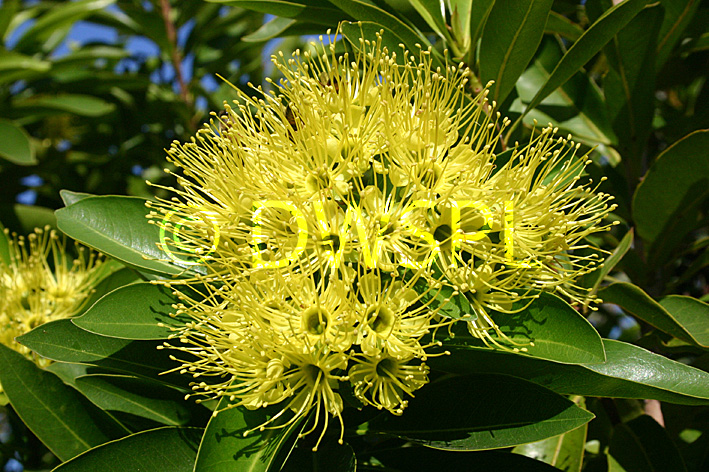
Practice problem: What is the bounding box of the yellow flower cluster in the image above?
[149,33,615,447]
[0,227,106,363]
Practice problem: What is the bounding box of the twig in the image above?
[159,0,190,106]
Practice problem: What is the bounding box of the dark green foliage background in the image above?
[1,0,708,471]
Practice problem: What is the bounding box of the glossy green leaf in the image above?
[656,0,700,67]
[479,0,553,105]
[0,344,128,461]
[326,1,439,66]
[73,282,184,340]
[513,38,617,147]
[52,427,202,472]
[604,5,661,164]
[659,296,709,348]
[16,319,185,387]
[55,195,190,276]
[444,292,606,364]
[406,0,449,40]
[431,339,709,405]
[282,443,356,472]
[609,415,687,472]
[205,0,344,24]
[373,448,563,471]
[74,375,192,426]
[0,118,36,165]
[46,362,94,387]
[513,401,587,472]
[79,266,141,316]
[632,130,709,265]
[60,189,94,206]
[194,395,304,472]
[13,94,115,117]
[12,0,115,53]
[367,373,594,450]
[599,282,707,348]
[512,0,648,129]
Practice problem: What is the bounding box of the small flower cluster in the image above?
[0,227,106,363]
[149,33,615,447]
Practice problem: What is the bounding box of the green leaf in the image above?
[205,0,344,24]
[406,0,449,41]
[604,5,662,165]
[513,38,617,147]
[469,0,496,49]
[609,415,687,472]
[655,0,700,67]
[52,427,202,472]
[632,130,709,266]
[479,0,553,105]
[60,189,94,206]
[326,1,440,66]
[12,0,116,53]
[545,11,584,41]
[0,50,51,73]
[0,344,128,461]
[73,282,185,340]
[340,21,408,66]
[414,278,474,320]
[243,16,296,41]
[55,195,191,276]
[13,203,57,230]
[659,296,709,348]
[367,373,594,450]
[587,229,634,295]
[0,119,36,165]
[13,94,115,117]
[16,319,185,387]
[444,292,606,364]
[282,443,356,471]
[599,282,707,348]
[50,45,129,69]
[194,395,304,472]
[372,448,564,471]
[73,375,192,426]
[511,0,648,130]
[430,339,709,405]
[79,267,141,316]
[0,0,19,40]
[513,401,587,471]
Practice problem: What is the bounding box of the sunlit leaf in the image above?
[431,339,709,405]
[479,0,553,105]
[52,427,202,472]
[194,394,304,472]
[74,282,184,340]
